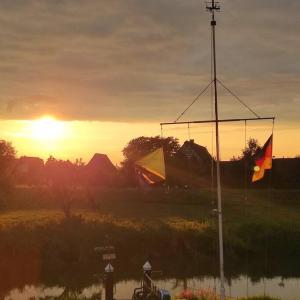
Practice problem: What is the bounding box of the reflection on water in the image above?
[4,276,300,300]
[4,286,64,300]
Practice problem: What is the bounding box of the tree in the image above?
[74,157,85,167]
[241,138,261,162]
[0,139,16,166]
[44,156,79,218]
[122,136,180,162]
[45,156,77,186]
[0,140,16,207]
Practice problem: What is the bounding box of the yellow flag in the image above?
[135,148,166,180]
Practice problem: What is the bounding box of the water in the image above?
[4,276,300,300]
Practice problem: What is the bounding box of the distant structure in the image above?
[85,153,117,186]
[165,140,213,187]
[13,156,44,186]
[178,139,213,173]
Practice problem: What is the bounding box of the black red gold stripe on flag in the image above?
[252,134,273,182]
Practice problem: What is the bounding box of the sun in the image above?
[29,116,65,141]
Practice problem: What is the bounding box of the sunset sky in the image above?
[0,0,299,164]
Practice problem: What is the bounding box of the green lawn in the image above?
[1,188,299,230]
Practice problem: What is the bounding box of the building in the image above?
[177,139,213,174]
[85,153,117,186]
[165,140,213,187]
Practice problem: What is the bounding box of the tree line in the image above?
[0,136,299,192]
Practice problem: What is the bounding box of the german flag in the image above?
[252,134,273,182]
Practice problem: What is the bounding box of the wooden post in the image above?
[105,263,114,300]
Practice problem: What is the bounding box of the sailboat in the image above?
[160,1,275,299]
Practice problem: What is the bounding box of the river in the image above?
[4,276,300,300]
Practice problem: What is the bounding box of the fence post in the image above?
[105,263,114,300]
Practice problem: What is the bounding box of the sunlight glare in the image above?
[30,117,65,141]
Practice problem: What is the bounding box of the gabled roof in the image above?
[179,139,212,161]
[18,156,44,163]
[14,156,44,174]
[15,156,44,168]
[86,153,116,173]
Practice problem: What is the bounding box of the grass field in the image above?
[0,187,299,265]
[1,187,299,228]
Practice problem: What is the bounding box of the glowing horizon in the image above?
[0,118,299,165]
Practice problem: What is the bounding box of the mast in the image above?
[160,4,275,299]
[206,1,225,299]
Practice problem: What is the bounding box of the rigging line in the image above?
[244,119,250,298]
[264,119,275,297]
[174,80,214,123]
[244,120,248,202]
[268,119,275,210]
[210,15,215,210]
[217,78,260,118]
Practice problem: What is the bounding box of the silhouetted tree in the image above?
[226,138,262,187]
[0,140,16,195]
[45,156,79,218]
[242,138,261,162]
[0,140,16,162]
[230,138,261,162]
[74,157,85,167]
[122,136,180,161]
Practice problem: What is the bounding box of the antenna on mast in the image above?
[206,0,220,13]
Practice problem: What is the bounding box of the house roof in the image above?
[18,156,44,163]
[179,139,212,161]
[14,156,44,174]
[86,153,116,173]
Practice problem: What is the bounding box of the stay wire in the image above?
[268,119,275,199]
[244,120,248,202]
[174,80,214,123]
[217,79,260,119]
[244,119,250,299]
[264,119,275,296]
[160,124,165,161]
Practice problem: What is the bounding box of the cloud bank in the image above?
[0,0,299,122]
